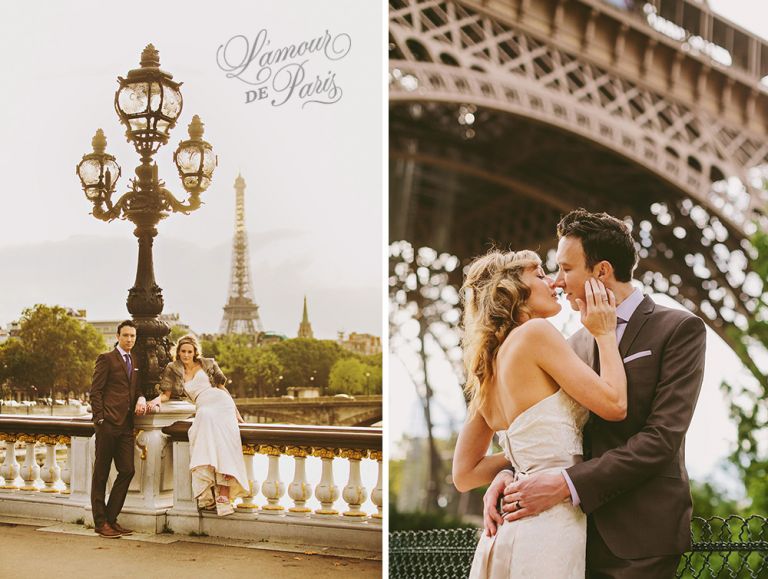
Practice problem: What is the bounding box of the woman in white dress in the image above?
[452,250,627,578]
[149,335,249,516]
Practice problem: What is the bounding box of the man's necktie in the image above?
[124,354,133,376]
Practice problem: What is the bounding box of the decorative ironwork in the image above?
[389,517,768,578]
[388,0,768,348]
[77,44,216,397]
[390,0,768,229]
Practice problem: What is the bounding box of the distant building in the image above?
[337,332,382,356]
[7,320,21,338]
[286,386,321,399]
[89,313,191,350]
[297,296,314,339]
[0,326,8,344]
[259,331,288,346]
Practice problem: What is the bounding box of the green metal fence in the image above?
[389,516,768,578]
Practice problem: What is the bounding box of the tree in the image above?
[268,338,348,392]
[195,334,285,397]
[169,325,190,344]
[249,349,284,397]
[328,358,382,395]
[211,334,259,397]
[720,228,768,516]
[390,241,463,512]
[0,305,105,398]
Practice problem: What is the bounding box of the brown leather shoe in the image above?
[110,522,134,536]
[95,522,122,539]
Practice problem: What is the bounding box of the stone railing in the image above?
[0,409,382,553]
[0,415,93,495]
[162,419,383,543]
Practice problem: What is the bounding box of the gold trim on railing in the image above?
[339,449,366,461]
[17,434,36,444]
[242,444,257,455]
[37,434,59,446]
[312,447,340,459]
[258,444,285,457]
[369,450,382,461]
[0,433,18,442]
[134,430,147,461]
[285,445,312,458]
[57,435,71,445]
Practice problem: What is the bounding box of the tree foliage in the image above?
[268,338,349,392]
[390,241,463,512]
[0,305,105,397]
[720,229,768,516]
[328,357,382,395]
[194,335,381,397]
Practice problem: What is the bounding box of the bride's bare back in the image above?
[479,324,560,432]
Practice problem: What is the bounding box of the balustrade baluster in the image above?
[286,446,313,517]
[370,450,382,523]
[313,447,340,516]
[236,444,260,512]
[18,434,40,491]
[38,435,61,493]
[341,449,368,521]
[259,445,285,514]
[58,436,72,495]
[0,434,20,490]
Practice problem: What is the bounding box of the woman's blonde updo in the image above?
[461,249,542,417]
[175,334,202,363]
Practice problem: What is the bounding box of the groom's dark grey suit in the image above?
[566,294,706,576]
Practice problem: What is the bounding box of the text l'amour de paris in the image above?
[216,29,352,108]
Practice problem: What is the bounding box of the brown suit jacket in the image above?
[565,295,706,559]
[90,349,140,428]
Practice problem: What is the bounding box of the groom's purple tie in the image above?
[124,354,132,377]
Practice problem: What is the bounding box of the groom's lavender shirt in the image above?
[561,288,645,506]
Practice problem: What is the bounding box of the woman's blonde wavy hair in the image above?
[461,249,542,417]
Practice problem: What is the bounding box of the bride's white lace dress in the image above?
[184,369,250,507]
[469,389,589,578]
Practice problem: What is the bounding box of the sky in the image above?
[0,0,383,339]
[390,0,768,495]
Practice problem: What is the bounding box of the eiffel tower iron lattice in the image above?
[219,174,263,335]
[388,0,768,348]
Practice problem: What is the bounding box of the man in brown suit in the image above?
[90,320,148,538]
[484,210,706,578]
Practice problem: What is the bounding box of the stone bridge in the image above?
[236,396,383,427]
[390,0,768,348]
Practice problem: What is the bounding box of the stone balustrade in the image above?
[0,410,382,553]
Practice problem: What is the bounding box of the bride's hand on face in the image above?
[576,278,617,337]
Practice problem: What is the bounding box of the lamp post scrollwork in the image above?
[76,44,217,397]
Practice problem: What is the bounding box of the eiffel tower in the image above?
[219,174,263,335]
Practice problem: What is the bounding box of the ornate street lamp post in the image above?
[76,44,217,397]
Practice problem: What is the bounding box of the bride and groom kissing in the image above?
[453,209,706,578]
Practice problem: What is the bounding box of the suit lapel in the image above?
[618,295,655,358]
[113,348,134,382]
[111,348,125,375]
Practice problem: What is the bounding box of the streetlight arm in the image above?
[158,186,201,214]
[91,190,132,222]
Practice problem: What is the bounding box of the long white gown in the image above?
[469,389,590,578]
[184,369,250,507]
